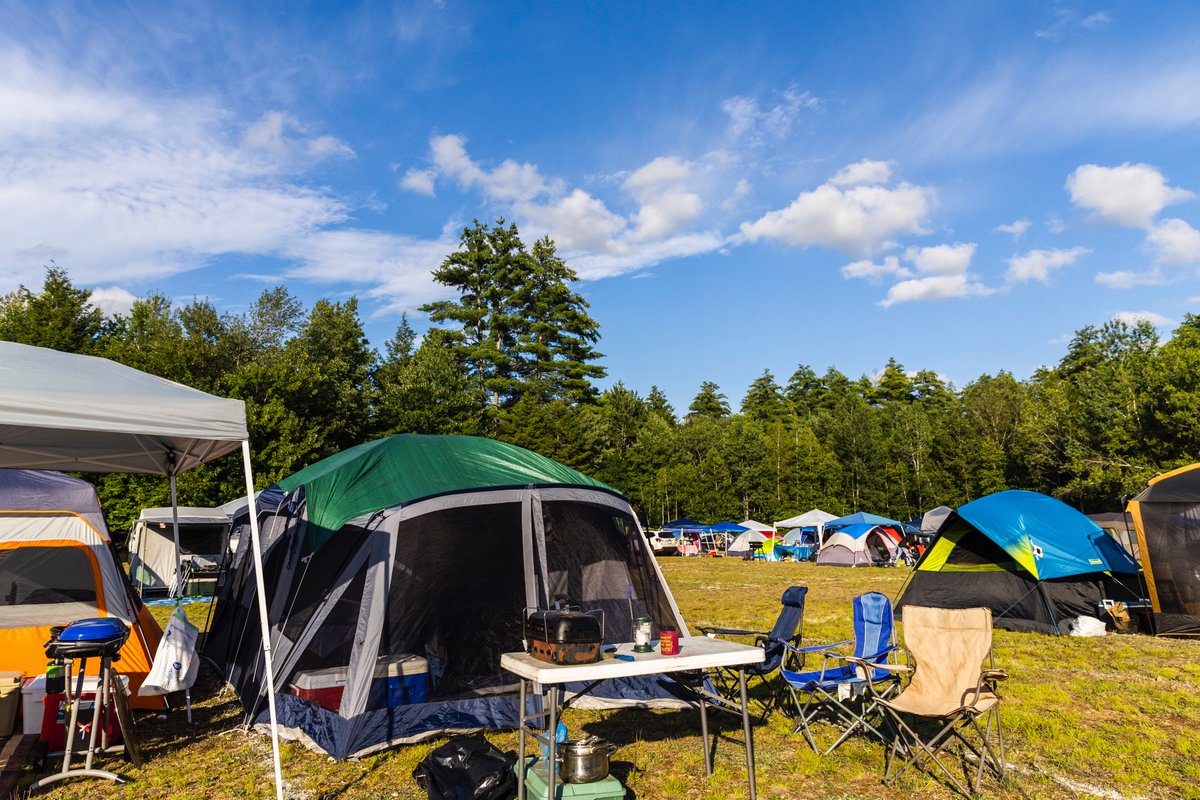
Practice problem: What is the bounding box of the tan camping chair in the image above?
[857,606,1008,798]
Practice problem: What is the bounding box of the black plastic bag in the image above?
[412,734,518,800]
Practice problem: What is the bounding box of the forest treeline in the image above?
[2,220,1198,535]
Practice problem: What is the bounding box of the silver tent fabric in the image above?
[0,341,247,474]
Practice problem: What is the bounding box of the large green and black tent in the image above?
[206,434,688,759]
[1127,463,1200,636]
[897,490,1141,634]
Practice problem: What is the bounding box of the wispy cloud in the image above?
[722,86,820,142]
[900,53,1200,161]
[993,218,1031,241]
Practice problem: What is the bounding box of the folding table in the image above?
[501,637,764,800]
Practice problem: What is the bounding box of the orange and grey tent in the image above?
[0,469,164,707]
[1127,463,1200,636]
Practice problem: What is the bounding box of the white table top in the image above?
[500,637,764,684]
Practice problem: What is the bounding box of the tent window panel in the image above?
[279,524,369,648]
[1139,502,1200,615]
[0,546,97,606]
[942,525,1021,570]
[383,503,526,701]
[172,523,227,556]
[290,568,367,674]
[542,501,673,642]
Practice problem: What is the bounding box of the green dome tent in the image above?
[207,435,688,759]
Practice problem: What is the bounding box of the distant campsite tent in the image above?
[0,470,164,707]
[661,518,705,537]
[1127,463,1200,635]
[815,523,900,566]
[775,509,836,531]
[899,490,1141,634]
[738,519,776,533]
[206,434,689,760]
[824,511,903,531]
[727,529,768,558]
[920,505,954,535]
[129,506,232,596]
[1087,512,1140,560]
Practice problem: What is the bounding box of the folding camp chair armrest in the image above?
[782,638,852,655]
[844,657,909,674]
[982,669,1008,682]
[838,643,897,664]
[697,626,767,637]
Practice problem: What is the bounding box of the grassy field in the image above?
[22,558,1200,799]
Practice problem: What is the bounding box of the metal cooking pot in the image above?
[557,737,617,784]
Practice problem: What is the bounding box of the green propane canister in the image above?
[45,662,65,695]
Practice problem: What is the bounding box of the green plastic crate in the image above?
[516,758,626,800]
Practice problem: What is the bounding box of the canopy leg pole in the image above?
[242,440,284,800]
[170,476,182,597]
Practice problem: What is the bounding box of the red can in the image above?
[659,627,680,655]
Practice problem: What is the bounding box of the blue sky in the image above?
[4,1,1200,409]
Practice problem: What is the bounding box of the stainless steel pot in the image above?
[557,737,617,784]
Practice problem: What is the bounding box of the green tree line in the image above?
[2,224,1197,535]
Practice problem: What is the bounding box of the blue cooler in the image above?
[380,655,428,706]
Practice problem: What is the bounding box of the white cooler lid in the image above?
[377,654,428,677]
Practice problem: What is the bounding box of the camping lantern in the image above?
[633,617,653,652]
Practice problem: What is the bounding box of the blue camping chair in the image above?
[781,591,900,753]
[696,585,808,719]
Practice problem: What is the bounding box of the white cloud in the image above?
[722,86,819,140]
[400,168,437,196]
[0,47,351,290]
[740,169,935,257]
[905,242,976,275]
[622,157,703,242]
[1095,269,1166,289]
[515,189,627,252]
[282,229,456,313]
[1147,218,1200,265]
[1114,310,1174,328]
[830,160,892,187]
[1067,163,1194,228]
[845,243,988,306]
[570,232,726,280]
[423,133,553,202]
[881,274,992,308]
[993,218,1031,241]
[841,256,910,283]
[243,111,354,161]
[1006,247,1089,284]
[88,286,138,317]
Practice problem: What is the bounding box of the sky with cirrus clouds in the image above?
[2,1,1200,408]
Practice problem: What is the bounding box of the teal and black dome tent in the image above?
[207,434,688,759]
[897,490,1141,634]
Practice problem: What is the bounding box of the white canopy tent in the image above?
[738,519,776,533]
[0,342,283,800]
[774,508,837,530]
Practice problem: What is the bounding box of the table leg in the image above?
[698,675,712,777]
[548,685,559,794]
[517,679,527,800]
[739,668,757,800]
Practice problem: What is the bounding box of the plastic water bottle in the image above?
[542,721,568,764]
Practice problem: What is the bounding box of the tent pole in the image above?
[170,476,182,597]
[242,440,284,800]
